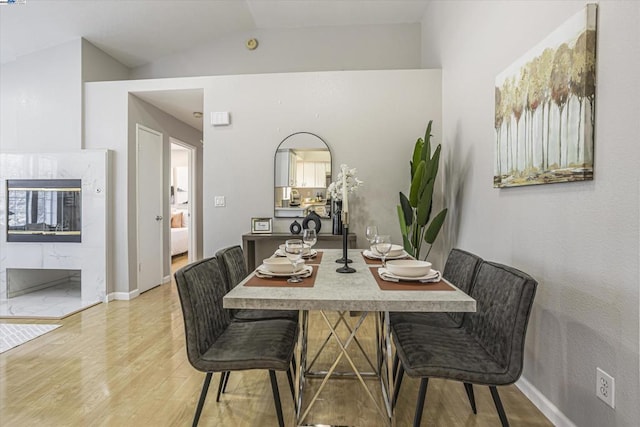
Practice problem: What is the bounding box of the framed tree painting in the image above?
[494,4,597,188]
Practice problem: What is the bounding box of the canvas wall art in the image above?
[494,4,597,188]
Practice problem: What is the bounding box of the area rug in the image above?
[0,323,61,354]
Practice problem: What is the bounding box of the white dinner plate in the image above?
[378,268,441,282]
[256,265,313,277]
[363,249,409,260]
[274,249,318,258]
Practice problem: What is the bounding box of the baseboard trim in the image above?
[516,376,576,427]
[107,289,140,301]
[163,275,171,284]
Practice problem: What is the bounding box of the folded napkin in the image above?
[255,265,313,279]
[377,268,442,283]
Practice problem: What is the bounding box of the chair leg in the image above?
[192,372,212,427]
[215,372,227,402]
[413,378,429,427]
[489,386,510,427]
[221,371,230,393]
[464,382,477,414]
[269,370,285,427]
[286,366,296,410]
[392,363,405,410]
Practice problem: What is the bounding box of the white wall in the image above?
[0,39,82,152]
[203,70,442,261]
[131,24,421,79]
[85,70,441,294]
[422,1,640,426]
[81,39,130,83]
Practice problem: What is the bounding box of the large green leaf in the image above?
[397,204,407,235]
[411,138,423,179]
[409,161,425,207]
[429,144,442,181]
[422,120,432,162]
[424,208,448,244]
[416,179,434,226]
[402,234,414,257]
[399,192,413,226]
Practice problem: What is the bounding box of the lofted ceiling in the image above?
[1,0,429,132]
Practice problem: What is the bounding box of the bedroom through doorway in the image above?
[170,139,194,263]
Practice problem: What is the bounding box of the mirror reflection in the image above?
[274,132,332,219]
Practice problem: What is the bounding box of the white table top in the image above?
[223,249,476,313]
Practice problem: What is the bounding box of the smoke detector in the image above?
[246,38,258,50]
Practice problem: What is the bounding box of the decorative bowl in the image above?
[279,244,311,256]
[370,244,404,257]
[385,260,432,277]
[262,257,303,274]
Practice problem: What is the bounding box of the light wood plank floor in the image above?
[0,256,552,426]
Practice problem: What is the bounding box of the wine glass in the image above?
[302,229,317,256]
[285,239,304,283]
[365,225,378,247]
[374,235,392,268]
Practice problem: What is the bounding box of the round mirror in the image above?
[274,132,332,219]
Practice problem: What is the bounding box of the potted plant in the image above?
[397,120,447,260]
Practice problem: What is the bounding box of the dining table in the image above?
[223,248,476,426]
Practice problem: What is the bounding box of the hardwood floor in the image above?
[0,257,552,426]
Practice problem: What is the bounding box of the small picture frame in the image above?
[251,217,273,234]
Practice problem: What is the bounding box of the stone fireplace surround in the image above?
[0,151,109,316]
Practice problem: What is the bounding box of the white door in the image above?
[136,124,164,293]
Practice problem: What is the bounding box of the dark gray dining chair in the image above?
[174,257,298,427]
[392,261,538,427]
[215,245,298,322]
[389,248,483,329]
[214,245,300,401]
[389,248,483,408]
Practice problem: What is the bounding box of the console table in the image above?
[242,232,357,271]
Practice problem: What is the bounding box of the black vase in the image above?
[332,200,343,235]
[302,210,322,233]
[289,220,301,235]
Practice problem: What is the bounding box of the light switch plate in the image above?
[211,112,230,126]
[214,196,226,207]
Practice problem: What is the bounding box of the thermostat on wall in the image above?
[211,112,230,126]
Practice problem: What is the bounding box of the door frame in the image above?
[136,123,164,293]
[170,137,196,263]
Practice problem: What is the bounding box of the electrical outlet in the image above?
[596,367,615,408]
[214,196,226,207]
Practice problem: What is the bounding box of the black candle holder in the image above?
[336,213,355,273]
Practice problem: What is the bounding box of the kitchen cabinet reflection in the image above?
[274,132,332,219]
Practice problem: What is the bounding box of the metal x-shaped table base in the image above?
[294,310,394,426]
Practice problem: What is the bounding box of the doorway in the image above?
[170,139,195,263]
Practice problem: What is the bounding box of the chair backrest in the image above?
[174,257,232,371]
[215,245,249,292]
[442,248,483,324]
[463,261,537,383]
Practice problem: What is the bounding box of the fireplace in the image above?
[6,179,81,243]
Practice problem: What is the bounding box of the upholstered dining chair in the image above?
[174,257,298,427]
[392,261,538,427]
[389,248,483,329]
[216,245,299,322]
[214,245,300,402]
[389,248,483,408]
